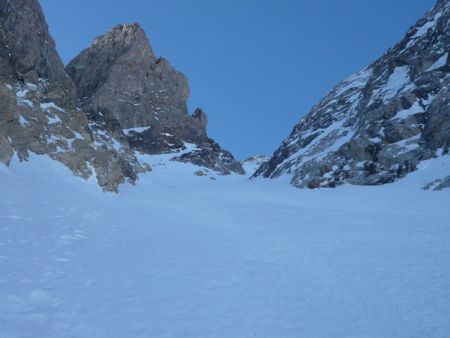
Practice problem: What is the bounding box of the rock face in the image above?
[0,0,148,192]
[0,0,243,192]
[66,24,243,174]
[172,139,245,175]
[66,24,193,132]
[0,0,75,106]
[254,0,450,189]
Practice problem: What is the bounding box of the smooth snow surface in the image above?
[428,53,448,71]
[380,66,413,103]
[392,102,425,120]
[1,153,450,338]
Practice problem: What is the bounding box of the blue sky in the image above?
[40,0,436,159]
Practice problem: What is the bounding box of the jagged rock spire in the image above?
[67,23,156,105]
[0,0,148,191]
[65,22,244,176]
[1,0,245,183]
[66,23,195,133]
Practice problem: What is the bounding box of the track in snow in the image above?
[1,154,450,337]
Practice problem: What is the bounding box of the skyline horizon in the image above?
[41,0,436,159]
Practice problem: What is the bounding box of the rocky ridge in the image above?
[66,23,244,175]
[0,0,243,192]
[0,0,148,191]
[254,0,450,190]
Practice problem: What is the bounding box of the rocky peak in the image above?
[66,23,244,174]
[0,0,76,106]
[0,0,245,188]
[0,0,148,192]
[254,0,450,189]
[67,23,156,106]
[66,23,191,131]
[92,23,152,52]
[0,0,243,191]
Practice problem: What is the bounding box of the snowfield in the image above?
[1,153,450,338]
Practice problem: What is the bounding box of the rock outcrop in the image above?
[0,0,75,106]
[0,0,148,192]
[172,139,245,175]
[254,0,450,189]
[66,23,243,174]
[0,0,243,192]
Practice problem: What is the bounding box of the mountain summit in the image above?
[1,0,146,192]
[254,0,449,190]
[66,23,191,133]
[0,0,243,192]
[67,22,244,174]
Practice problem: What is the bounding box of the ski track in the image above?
[0,155,450,337]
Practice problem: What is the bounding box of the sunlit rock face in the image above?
[66,22,243,173]
[0,0,243,192]
[0,0,150,192]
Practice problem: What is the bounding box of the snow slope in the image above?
[254,0,450,189]
[1,153,450,337]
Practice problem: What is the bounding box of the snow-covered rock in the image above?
[254,0,450,190]
[66,24,243,174]
[0,0,243,192]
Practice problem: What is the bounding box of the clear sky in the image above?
[40,0,436,159]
